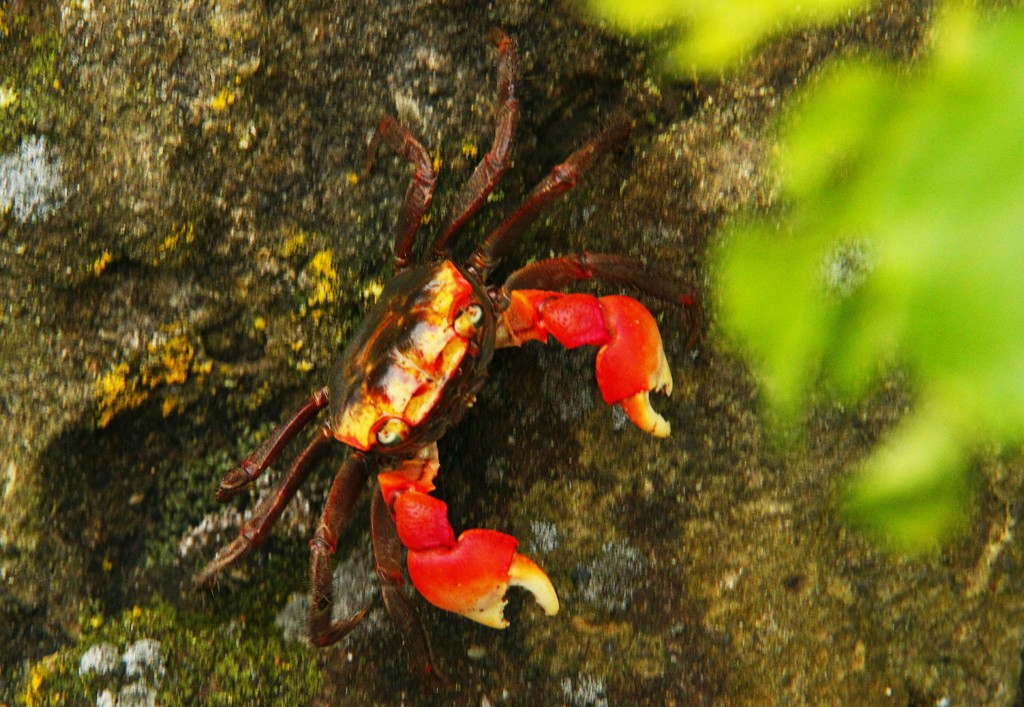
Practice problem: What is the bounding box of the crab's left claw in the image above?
[379,466,559,628]
[500,291,674,437]
[593,295,673,437]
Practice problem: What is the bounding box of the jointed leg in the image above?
[366,116,438,272]
[370,489,447,688]
[308,452,372,647]
[215,387,330,502]
[467,121,630,279]
[194,423,333,588]
[432,28,519,259]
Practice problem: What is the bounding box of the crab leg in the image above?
[377,445,559,629]
[194,423,334,588]
[215,386,330,502]
[497,290,674,436]
[308,452,372,647]
[432,28,518,258]
[366,116,438,272]
[370,490,447,688]
[467,121,630,279]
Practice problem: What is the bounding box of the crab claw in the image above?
[500,291,674,437]
[594,295,673,437]
[406,529,558,628]
[382,480,559,628]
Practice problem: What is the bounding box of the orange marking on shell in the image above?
[332,262,477,449]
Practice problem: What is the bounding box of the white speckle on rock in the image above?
[79,642,121,677]
[0,135,67,223]
[122,638,164,682]
[561,672,609,707]
[529,520,560,554]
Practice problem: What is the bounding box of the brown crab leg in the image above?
[467,120,630,280]
[431,28,519,259]
[215,386,330,502]
[194,424,333,588]
[308,452,372,646]
[370,488,448,689]
[366,116,438,273]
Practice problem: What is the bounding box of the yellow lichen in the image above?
[95,329,203,427]
[362,279,385,301]
[153,223,195,265]
[142,335,194,387]
[211,87,236,111]
[281,231,307,258]
[161,395,183,418]
[95,362,148,428]
[90,251,113,277]
[0,84,17,110]
[306,249,338,309]
[461,139,479,159]
[253,316,267,331]
[24,652,58,707]
[347,172,360,185]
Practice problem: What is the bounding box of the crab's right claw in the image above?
[594,295,673,437]
[405,526,559,629]
[381,482,559,628]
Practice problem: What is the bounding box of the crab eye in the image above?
[455,303,484,337]
[375,418,410,447]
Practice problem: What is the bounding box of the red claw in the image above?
[499,290,673,436]
[379,454,559,629]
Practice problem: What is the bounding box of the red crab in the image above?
[195,29,696,684]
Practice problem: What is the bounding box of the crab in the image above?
[195,29,696,684]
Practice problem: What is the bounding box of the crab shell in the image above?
[328,260,495,453]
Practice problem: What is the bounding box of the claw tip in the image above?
[620,391,671,437]
[509,553,559,617]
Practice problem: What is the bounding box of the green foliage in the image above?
[585,0,874,71]
[714,8,1024,551]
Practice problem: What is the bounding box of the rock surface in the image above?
[3,0,1023,704]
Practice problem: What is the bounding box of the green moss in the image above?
[0,5,63,150]
[20,597,324,705]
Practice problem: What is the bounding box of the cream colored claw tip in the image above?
[465,597,511,630]
[620,391,671,438]
[652,346,673,396]
[509,553,560,617]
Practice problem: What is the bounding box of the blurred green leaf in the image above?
[713,9,1024,550]
[585,0,875,71]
